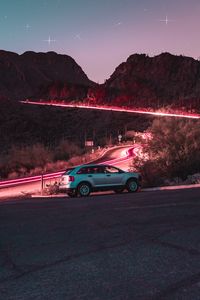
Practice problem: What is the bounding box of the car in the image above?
[59,164,141,197]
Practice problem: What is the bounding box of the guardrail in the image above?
[0,171,64,189]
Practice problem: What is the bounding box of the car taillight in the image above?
[68,176,75,182]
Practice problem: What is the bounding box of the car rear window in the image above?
[76,167,90,174]
[63,168,74,175]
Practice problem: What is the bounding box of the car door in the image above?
[104,166,125,185]
[90,166,108,187]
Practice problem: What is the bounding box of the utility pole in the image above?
[124,124,127,138]
[84,130,87,147]
[109,133,112,145]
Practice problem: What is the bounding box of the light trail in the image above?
[21,101,200,119]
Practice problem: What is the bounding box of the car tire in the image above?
[77,182,91,197]
[114,187,124,194]
[126,178,139,193]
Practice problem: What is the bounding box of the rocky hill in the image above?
[88,53,200,111]
[0,50,94,101]
[1,51,200,111]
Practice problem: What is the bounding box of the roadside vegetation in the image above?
[132,118,200,187]
[0,141,84,179]
[0,100,150,179]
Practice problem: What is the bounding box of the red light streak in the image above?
[21,101,200,119]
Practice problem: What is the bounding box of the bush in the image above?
[0,140,82,179]
[53,139,82,161]
[132,118,200,187]
[44,182,60,195]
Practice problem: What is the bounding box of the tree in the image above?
[133,118,200,186]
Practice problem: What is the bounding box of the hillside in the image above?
[0,50,94,101]
[0,99,151,158]
[88,53,200,111]
[1,50,200,110]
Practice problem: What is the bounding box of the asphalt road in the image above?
[1,189,200,300]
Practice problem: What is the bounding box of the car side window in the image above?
[87,167,103,174]
[96,166,105,174]
[105,166,120,173]
[76,167,96,174]
[88,168,95,174]
[77,167,88,174]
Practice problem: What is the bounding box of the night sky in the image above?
[0,0,200,83]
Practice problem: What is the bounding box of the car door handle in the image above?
[88,175,93,177]
[106,174,111,176]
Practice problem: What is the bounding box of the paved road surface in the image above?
[1,189,200,299]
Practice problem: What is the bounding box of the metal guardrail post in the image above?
[41,173,44,195]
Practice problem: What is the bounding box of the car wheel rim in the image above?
[129,181,137,191]
[80,185,90,196]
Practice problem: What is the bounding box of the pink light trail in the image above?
[21,101,200,119]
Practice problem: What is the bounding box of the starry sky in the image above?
[0,0,200,83]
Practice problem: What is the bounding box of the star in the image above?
[114,22,122,27]
[74,34,82,40]
[43,36,56,45]
[159,15,173,25]
[25,24,31,31]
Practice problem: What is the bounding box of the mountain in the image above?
[1,51,200,111]
[88,53,200,111]
[0,50,94,101]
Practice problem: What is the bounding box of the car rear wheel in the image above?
[126,178,139,193]
[77,182,91,197]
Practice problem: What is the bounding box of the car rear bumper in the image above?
[59,186,75,193]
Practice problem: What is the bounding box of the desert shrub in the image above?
[7,144,52,171]
[53,139,82,161]
[133,118,200,186]
[44,182,60,195]
[7,171,19,179]
[0,144,52,179]
[29,167,44,176]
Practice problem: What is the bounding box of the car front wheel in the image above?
[77,182,91,197]
[126,178,139,193]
